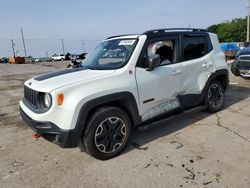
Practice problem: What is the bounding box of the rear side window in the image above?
[183,36,209,61]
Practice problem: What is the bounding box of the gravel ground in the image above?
[0,61,250,188]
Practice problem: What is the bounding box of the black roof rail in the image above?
[106,34,137,40]
[142,28,208,35]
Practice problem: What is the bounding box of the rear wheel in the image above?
[82,106,132,160]
[205,81,225,113]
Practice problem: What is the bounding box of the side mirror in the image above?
[146,54,161,71]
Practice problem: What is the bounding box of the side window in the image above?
[183,36,208,61]
[147,39,175,66]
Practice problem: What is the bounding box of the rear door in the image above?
[180,34,214,99]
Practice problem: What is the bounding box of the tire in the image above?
[231,61,240,76]
[82,106,132,160]
[205,80,225,113]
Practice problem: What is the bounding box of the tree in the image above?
[207,17,247,42]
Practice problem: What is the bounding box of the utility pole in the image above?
[247,0,250,42]
[21,28,27,61]
[11,39,15,57]
[61,39,65,54]
[81,39,86,53]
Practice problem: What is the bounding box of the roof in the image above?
[142,28,208,35]
[106,28,208,40]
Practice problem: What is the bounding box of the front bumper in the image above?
[236,57,250,77]
[20,107,81,148]
[239,69,250,77]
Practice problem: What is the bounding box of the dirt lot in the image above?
[0,61,250,188]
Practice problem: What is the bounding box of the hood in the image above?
[25,68,115,93]
[236,47,250,57]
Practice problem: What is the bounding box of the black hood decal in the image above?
[34,68,86,81]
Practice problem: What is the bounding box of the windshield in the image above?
[82,39,137,70]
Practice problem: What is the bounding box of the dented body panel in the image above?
[141,99,180,122]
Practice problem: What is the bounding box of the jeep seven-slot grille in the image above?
[24,86,38,109]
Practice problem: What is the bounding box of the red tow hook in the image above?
[33,133,41,139]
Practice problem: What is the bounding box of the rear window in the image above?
[183,36,209,61]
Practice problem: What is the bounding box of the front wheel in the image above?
[82,106,132,160]
[205,81,225,113]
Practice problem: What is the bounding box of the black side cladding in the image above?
[34,68,86,81]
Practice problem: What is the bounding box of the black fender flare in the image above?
[178,69,229,109]
[201,69,229,100]
[75,92,141,137]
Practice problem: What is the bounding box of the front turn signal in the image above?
[57,93,64,105]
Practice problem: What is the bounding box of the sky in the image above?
[0,0,247,57]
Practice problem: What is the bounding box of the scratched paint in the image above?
[141,98,180,122]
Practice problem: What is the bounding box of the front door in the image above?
[135,36,183,122]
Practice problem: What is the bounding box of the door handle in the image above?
[202,61,213,68]
[171,69,182,75]
[202,63,207,68]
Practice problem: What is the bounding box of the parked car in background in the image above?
[69,54,79,60]
[237,42,249,50]
[65,53,71,60]
[0,57,8,63]
[78,53,87,60]
[26,57,42,63]
[231,46,250,78]
[26,57,35,63]
[51,54,65,61]
[35,58,41,62]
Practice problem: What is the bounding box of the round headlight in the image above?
[44,93,52,108]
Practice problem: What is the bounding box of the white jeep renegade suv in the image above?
[20,28,229,160]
